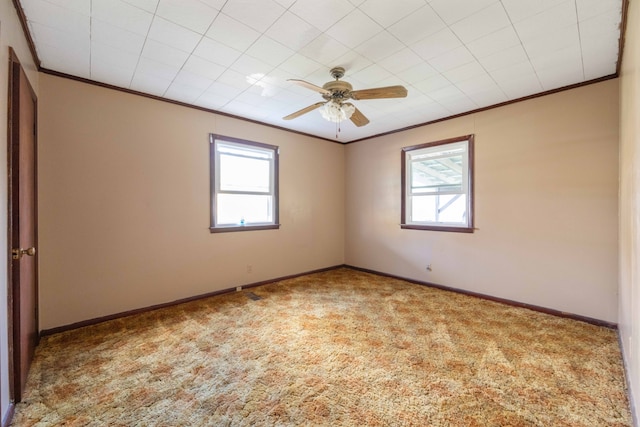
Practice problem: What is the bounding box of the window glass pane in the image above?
[411,195,437,222]
[217,194,273,225]
[411,146,465,160]
[217,144,271,159]
[220,153,270,193]
[437,194,467,224]
[411,194,467,224]
[411,154,463,193]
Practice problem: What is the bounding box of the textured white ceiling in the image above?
[19,0,623,142]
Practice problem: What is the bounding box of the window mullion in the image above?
[218,190,273,196]
[410,190,464,196]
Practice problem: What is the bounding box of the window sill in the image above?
[400,224,474,233]
[210,224,281,233]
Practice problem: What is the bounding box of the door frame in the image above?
[7,46,39,403]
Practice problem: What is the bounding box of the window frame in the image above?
[401,134,474,233]
[209,134,280,233]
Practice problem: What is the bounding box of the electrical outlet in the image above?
[247,265,253,273]
[426,264,432,272]
[236,286,242,292]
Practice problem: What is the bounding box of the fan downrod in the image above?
[330,67,345,80]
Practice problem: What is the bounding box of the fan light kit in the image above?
[320,100,355,122]
[283,67,408,136]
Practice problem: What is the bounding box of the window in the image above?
[401,135,474,233]
[210,134,279,233]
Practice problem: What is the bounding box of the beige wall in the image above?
[346,80,619,323]
[0,0,39,420]
[619,0,640,421]
[38,74,344,330]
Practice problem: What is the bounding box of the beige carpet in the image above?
[12,268,632,426]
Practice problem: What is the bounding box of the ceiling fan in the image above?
[283,67,408,128]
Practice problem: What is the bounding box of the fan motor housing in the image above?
[322,80,353,101]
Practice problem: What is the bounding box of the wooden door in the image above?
[8,48,39,403]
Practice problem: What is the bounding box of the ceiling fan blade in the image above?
[346,104,370,127]
[350,85,408,100]
[287,79,331,95]
[282,102,326,120]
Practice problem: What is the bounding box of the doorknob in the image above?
[11,247,36,260]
